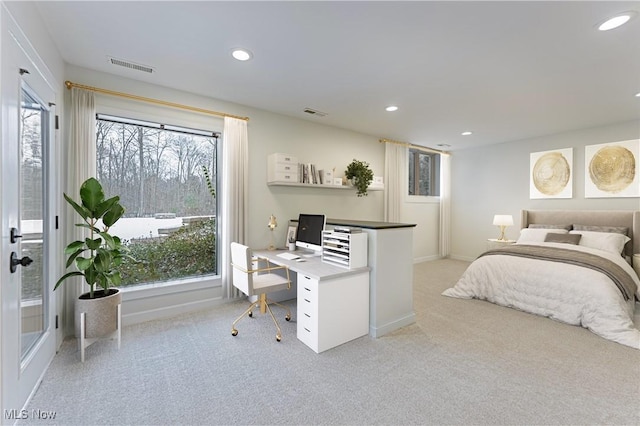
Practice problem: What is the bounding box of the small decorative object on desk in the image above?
[286,222,297,249]
[345,159,374,197]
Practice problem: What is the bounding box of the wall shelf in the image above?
[267,181,383,191]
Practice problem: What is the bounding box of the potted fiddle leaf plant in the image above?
[345,159,374,197]
[55,177,129,341]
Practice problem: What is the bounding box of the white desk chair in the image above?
[230,242,292,341]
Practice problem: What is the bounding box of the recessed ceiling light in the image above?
[461,131,473,136]
[231,48,252,61]
[385,106,398,112]
[598,12,636,31]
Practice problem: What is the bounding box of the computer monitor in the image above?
[295,214,326,254]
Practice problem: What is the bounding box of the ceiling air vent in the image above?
[108,57,154,74]
[303,108,327,117]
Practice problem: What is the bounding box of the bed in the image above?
[443,210,640,349]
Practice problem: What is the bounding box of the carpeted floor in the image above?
[21,259,640,425]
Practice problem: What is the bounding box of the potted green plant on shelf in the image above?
[55,177,129,341]
[345,159,374,197]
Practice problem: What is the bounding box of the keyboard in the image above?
[276,252,300,260]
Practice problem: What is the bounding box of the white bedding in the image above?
[443,242,640,349]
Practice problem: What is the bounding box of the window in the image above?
[96,114,219,288]
[408,149,440,196]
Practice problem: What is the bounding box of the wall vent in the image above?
[303,108,328,117]
[108,57,154,74]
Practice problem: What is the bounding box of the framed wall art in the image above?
[530,148,573,199]
[585,140,639,198]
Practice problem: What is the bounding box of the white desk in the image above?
[253,250,370,353]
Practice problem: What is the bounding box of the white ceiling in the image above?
[34,1,640,151]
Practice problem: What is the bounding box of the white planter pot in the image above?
[75,288,122,339]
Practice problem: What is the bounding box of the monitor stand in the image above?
[302,252,322,258]
[298,248,321,258]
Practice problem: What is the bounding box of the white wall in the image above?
[402,198,440,263]
[63,66,442,262]
[450,120,640,260]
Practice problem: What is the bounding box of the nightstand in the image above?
[487,239,516,250]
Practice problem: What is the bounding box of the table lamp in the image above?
[493,214,513,241]
[267,214,277,250]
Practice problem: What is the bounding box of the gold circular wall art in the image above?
[532,152,570,195]
[589,146,636,193]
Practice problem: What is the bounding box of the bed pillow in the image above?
[528,224,573,231]
[516,228,568,243]
[544,233,581,245]
[569,230,631,255]
[572,224,628,236]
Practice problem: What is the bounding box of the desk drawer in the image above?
[297,274,318,349]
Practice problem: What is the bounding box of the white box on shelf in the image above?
[269,171,298,183]
[322,170,334,185]
[269,153,298,164]
[332,178,343,186]
[268,153,299,183]
[373,176,384,185]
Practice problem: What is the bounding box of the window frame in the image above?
[407,148,441,200]
[92,103,224,318]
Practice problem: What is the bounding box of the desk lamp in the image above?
[493,214,513,241]
[267,214,277,250]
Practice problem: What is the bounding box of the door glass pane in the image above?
[20,86,48,359]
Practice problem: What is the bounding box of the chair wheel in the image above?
[248,311,253,318]
[285,314,291,321]
[231,329,238,336]
[276,334,282,342]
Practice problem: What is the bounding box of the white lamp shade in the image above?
[493,215,514,227]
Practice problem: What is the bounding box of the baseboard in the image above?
[122,297,226,326]
[413,255,443,264]
[448,254,475,262]
[369,312,416,338]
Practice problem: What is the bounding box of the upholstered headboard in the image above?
[521,210,640,257]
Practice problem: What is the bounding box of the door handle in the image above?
[10,227,22,243]
[10,252,33,273]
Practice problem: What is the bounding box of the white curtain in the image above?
[384,142,407,222]
[63,88,96,335]
[221,116,249,299]
[439,153,452,257]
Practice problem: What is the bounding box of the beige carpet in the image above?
[20,259,640,425]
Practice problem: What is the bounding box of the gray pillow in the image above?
[572,224,628,236]
[529,224,573,231]
[544,232,582,245]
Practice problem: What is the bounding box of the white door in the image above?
[1,12,58,420]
